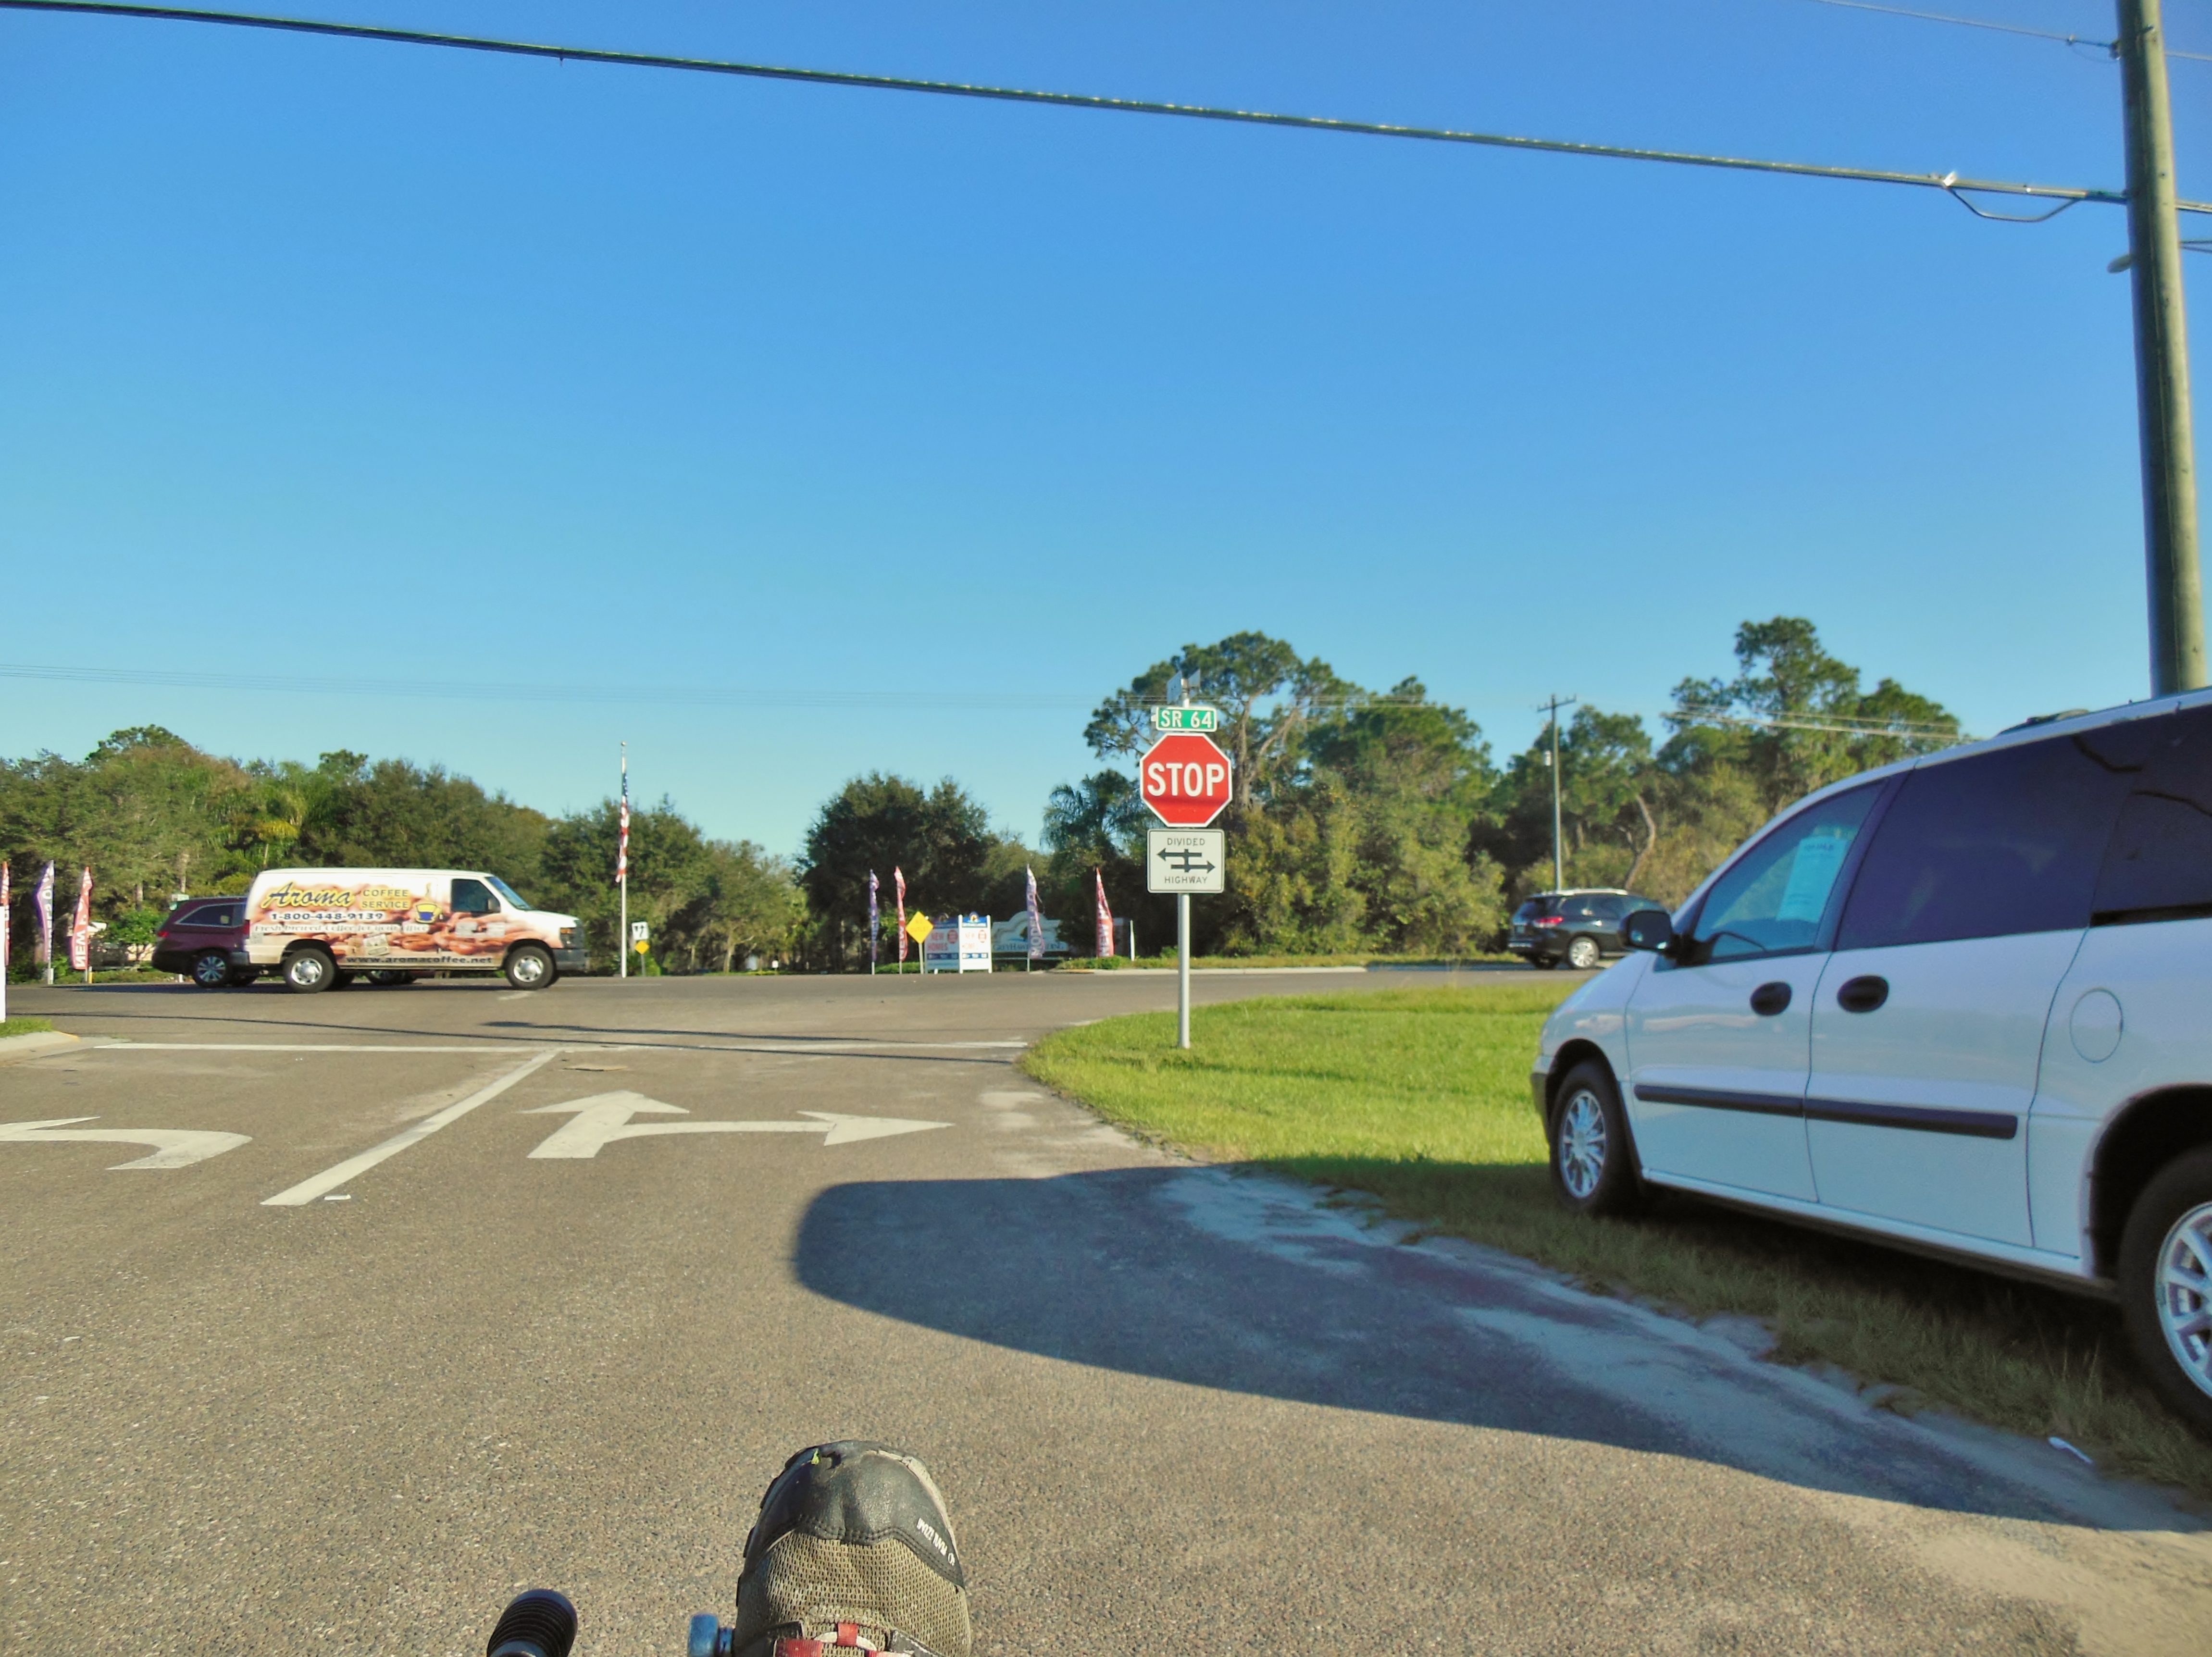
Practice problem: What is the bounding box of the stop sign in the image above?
[1141,731,1233,826]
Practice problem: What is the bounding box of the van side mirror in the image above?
[1622,909,1677,954]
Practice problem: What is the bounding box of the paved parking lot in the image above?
[4,970,2208,1654]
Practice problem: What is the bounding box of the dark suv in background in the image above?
[151,897,256,988]
[1508,889,1663,970]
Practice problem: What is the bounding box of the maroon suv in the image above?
[151,897,257,988]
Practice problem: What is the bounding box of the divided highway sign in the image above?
[1148,829,1226,894]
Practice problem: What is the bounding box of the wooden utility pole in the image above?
[1541,695,1578,893]
[2119,0,2208,694]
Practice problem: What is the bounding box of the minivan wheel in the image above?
[282,947,336,994]
[2119,1149,2212,1434]
[1566,935,1602,971]
[504,944,555,990]
[1548,1061,1644,1217]
[189,951,232,989]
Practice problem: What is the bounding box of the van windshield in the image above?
[485,875,533,911]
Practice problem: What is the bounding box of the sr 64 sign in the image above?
[1140,732,1232,827]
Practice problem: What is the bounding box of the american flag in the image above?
[1095,869,1114,958]
[617,752,630,886]
[895,867,907,964]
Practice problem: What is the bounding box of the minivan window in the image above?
[1837,734,2135,951]
[451,878,498,916]
[1514,898,1557,921]
[182,903,235,928]
[2094,703,2212,925]
[1693,784,1881,962]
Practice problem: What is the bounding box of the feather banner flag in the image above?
[68,867,93,973]
[34,861,55,966]
[1025,866,1045,961]
[617,752,630,886]
[894,867,907,964]
[869,870,881,970]
[1094,869,1114,958]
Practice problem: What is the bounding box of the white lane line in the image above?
[260,1049,559,1207]
[100,1043,544,1053]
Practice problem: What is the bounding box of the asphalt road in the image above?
[3,968,2208,1656]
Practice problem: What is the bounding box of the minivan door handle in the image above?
[1836,975,1889,1014]
[1749,981,1792,1016]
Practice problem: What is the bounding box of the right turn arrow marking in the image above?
[521,1092,950,1159]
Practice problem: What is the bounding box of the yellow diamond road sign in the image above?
[906,913,934,944]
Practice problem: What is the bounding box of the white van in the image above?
[1531,692,2212,1428]
[243,868,588,993]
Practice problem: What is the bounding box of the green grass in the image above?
[1023,982,2212,1497]
[0,1016,57,1037]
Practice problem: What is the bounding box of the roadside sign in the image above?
[1151,705,1220,733]
[630,921,649,942]
[634,940,650,954]
[905,913,933,944]
[1139,731,1233,826]
[1147,829,1225,894]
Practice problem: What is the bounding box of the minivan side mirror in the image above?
[1622,908,1677,954]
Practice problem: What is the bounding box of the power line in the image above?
[1795,0,2114,52]
[1795,0,2212,65]
[0,1,2200,217]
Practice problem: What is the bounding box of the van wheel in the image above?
[504,944,555,990]
[190,951,232,989]
[1548,1061,1644,1217]
[2119,1149,2212,1434]
[1567,935,1602,970]
[282,947,336,994]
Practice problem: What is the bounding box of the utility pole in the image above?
[2119,0,2208,694]
[1540,695,1577,894]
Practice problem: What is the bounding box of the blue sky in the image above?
[4,0,2208,857]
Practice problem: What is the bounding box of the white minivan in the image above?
[1532,692,2212,1428]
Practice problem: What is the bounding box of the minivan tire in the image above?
[504,944,555,990]
[189,951,232,989]
[1548,1060,1644,1217]
[282,947,337,995]
[1566,935,1602,971]
[2119,1148,2212,1435]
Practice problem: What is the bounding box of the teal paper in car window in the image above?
[1774,832,1851,924]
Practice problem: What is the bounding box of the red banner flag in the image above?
[895,867,908,964]
[68,867,93,972]
[1094,869,1114,958]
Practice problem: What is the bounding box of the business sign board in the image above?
[1147,829,1226,894]
[1139,732,1232,827]
[922,913,994,973]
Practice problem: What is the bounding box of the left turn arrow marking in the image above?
[0,1117,251,1171]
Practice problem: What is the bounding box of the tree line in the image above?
[0,618,1959,972]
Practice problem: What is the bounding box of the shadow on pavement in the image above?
[793,1164,2163,1528]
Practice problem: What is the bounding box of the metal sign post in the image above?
[1140,706,1228,1051]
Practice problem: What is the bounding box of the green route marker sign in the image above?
[1151,705,1220,733]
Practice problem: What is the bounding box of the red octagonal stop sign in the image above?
[1141,731,1233,826]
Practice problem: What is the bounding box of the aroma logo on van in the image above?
[261,882,419,913]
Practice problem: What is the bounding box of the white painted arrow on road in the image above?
[520,1092,950,1160]
[0,1116,251,1171]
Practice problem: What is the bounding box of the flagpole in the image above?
[618,742,628,981]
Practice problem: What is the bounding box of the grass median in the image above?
[1021,979,2212,1497]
